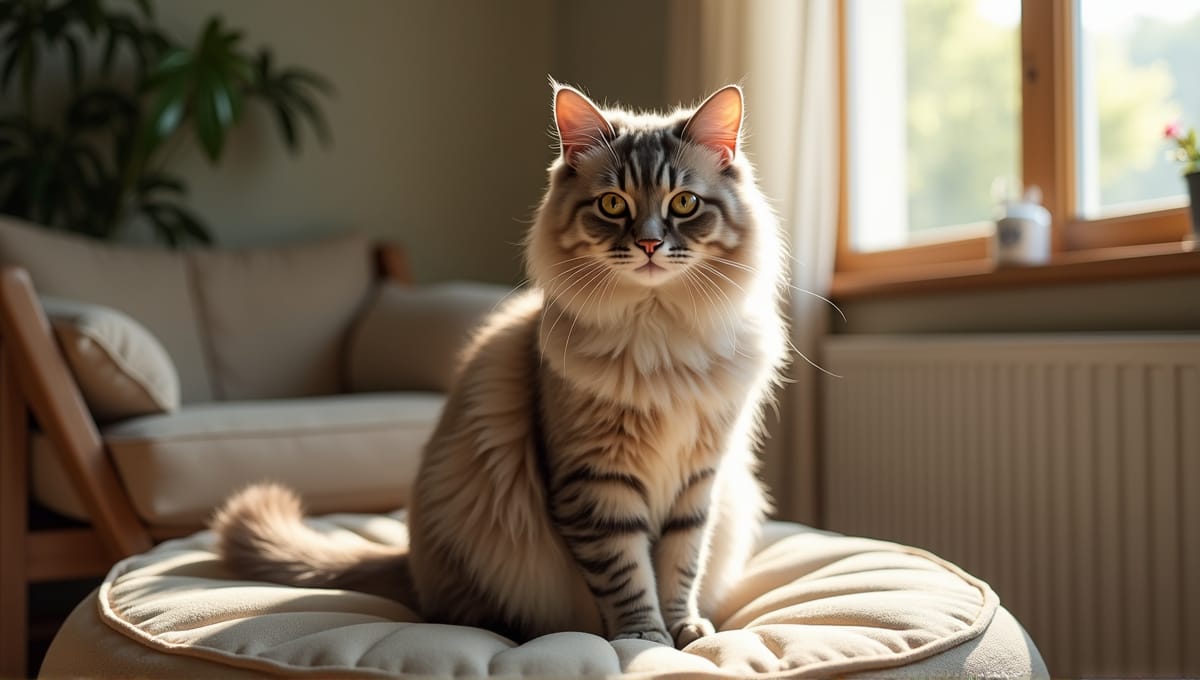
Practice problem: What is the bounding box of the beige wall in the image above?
[552,0,672,112]
[130,1,677,285]
[156,0,554,285]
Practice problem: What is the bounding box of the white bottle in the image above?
[992,185,1051,266]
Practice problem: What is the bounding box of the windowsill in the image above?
[830,240,1200,300]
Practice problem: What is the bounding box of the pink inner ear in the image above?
[555,87,614,166]
[682,86,743,165]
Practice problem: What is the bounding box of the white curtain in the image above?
[668,0,839,525]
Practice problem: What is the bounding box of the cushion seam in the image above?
[54,321,175,413]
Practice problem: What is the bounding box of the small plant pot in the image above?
[1188,172,1200,240]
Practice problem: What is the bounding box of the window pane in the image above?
[847,0,1021,252]
[1077,0,1200,217]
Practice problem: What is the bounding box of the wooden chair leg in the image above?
[0,347,30,677]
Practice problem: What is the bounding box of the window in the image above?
[835,0,1199,295]
[1076,1,1200,218]
[846,0,1021,252]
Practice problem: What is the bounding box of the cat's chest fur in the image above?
[538,299,760,524]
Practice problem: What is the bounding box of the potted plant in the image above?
[1164,121,1200,241]
[0,0,331,245]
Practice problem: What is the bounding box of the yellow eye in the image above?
[669,191,699,217]
[598,192,627,217]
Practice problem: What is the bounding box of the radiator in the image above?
[822,335,1200,679]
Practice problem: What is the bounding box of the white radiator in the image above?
[822,335,1200,679]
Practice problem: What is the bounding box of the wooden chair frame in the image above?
[0,243,410,677]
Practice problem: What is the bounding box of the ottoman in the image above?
[40,513,1047,678]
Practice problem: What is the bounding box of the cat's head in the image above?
[527,83,779,322]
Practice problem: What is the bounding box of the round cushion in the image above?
[42,515,1046,678]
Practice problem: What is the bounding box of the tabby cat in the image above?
[213,83,788,650]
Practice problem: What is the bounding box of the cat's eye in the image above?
[598,193,627,217]
[669,191,699,217]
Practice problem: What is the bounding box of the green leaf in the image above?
[193,72,225,161]
[282,68,333,96]
[143,47,192,89]
[63,33,82,90]
[141,75,190,152]
[138,172,185,196]
[141,201,211,246]
[283,88,331,146]
[271,99,297,151]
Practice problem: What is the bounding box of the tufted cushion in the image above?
[40,297,181,422]
[41,515,1047,678]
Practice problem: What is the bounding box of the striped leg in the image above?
[655,467,717,648]
[551,465,670,644]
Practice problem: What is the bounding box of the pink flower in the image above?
[1164,121,1182,139]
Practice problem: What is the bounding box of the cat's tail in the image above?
[211,483,417,608]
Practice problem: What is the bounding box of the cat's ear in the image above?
[554,85,614,167]
[682,85,743,166]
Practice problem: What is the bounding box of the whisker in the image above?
[545,263,609,363]
[787,338,842,379]
[691,267,751,360]
[540,261,604,332]
[695,261,744,292]
[705,255,847,324]
[563,269,613,370]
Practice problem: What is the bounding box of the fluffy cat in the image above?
[213,83,788,650]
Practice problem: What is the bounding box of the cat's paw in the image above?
[613,627,673,646]
[669,617,715,649]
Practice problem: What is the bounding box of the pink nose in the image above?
[637,239,663,255]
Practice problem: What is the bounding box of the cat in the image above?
[212,82,788,650]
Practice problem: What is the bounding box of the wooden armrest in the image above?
[375,242,413,285]
[0,266,151,558]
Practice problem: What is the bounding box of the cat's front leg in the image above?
[654,466,718,649]
[551,472,670,645]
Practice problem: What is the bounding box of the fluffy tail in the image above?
[211,483,416,607]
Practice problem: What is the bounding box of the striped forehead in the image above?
[602,128,686,191]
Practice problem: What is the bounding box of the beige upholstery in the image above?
[40,297,181,422]
[347,282,512,393]
[32,393,445,527]
[0,216,214,402]
[188,233,375,400]
[40,515,1047,679]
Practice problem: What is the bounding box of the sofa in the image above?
[0,216,1047,678]
[0,216,503,675]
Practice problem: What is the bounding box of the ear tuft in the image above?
[682,85,743,166]
[554,85,615,167]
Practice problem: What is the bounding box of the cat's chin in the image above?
[620,262,680,288]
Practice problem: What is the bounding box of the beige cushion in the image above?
[40,517,1048,679]
[0,216,213,402]
[31,393,445,526]
[347,282,510,393]
[188,233,374,400]
[40,297,180,422]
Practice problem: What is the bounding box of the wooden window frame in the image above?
[832,0,1198,299]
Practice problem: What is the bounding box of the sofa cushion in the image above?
[0,216,213,402]
[31,393,445,527]
[347,282,509,393]
[41,297,181,422]
[188,233,374,400]
[39,516,1048,679]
